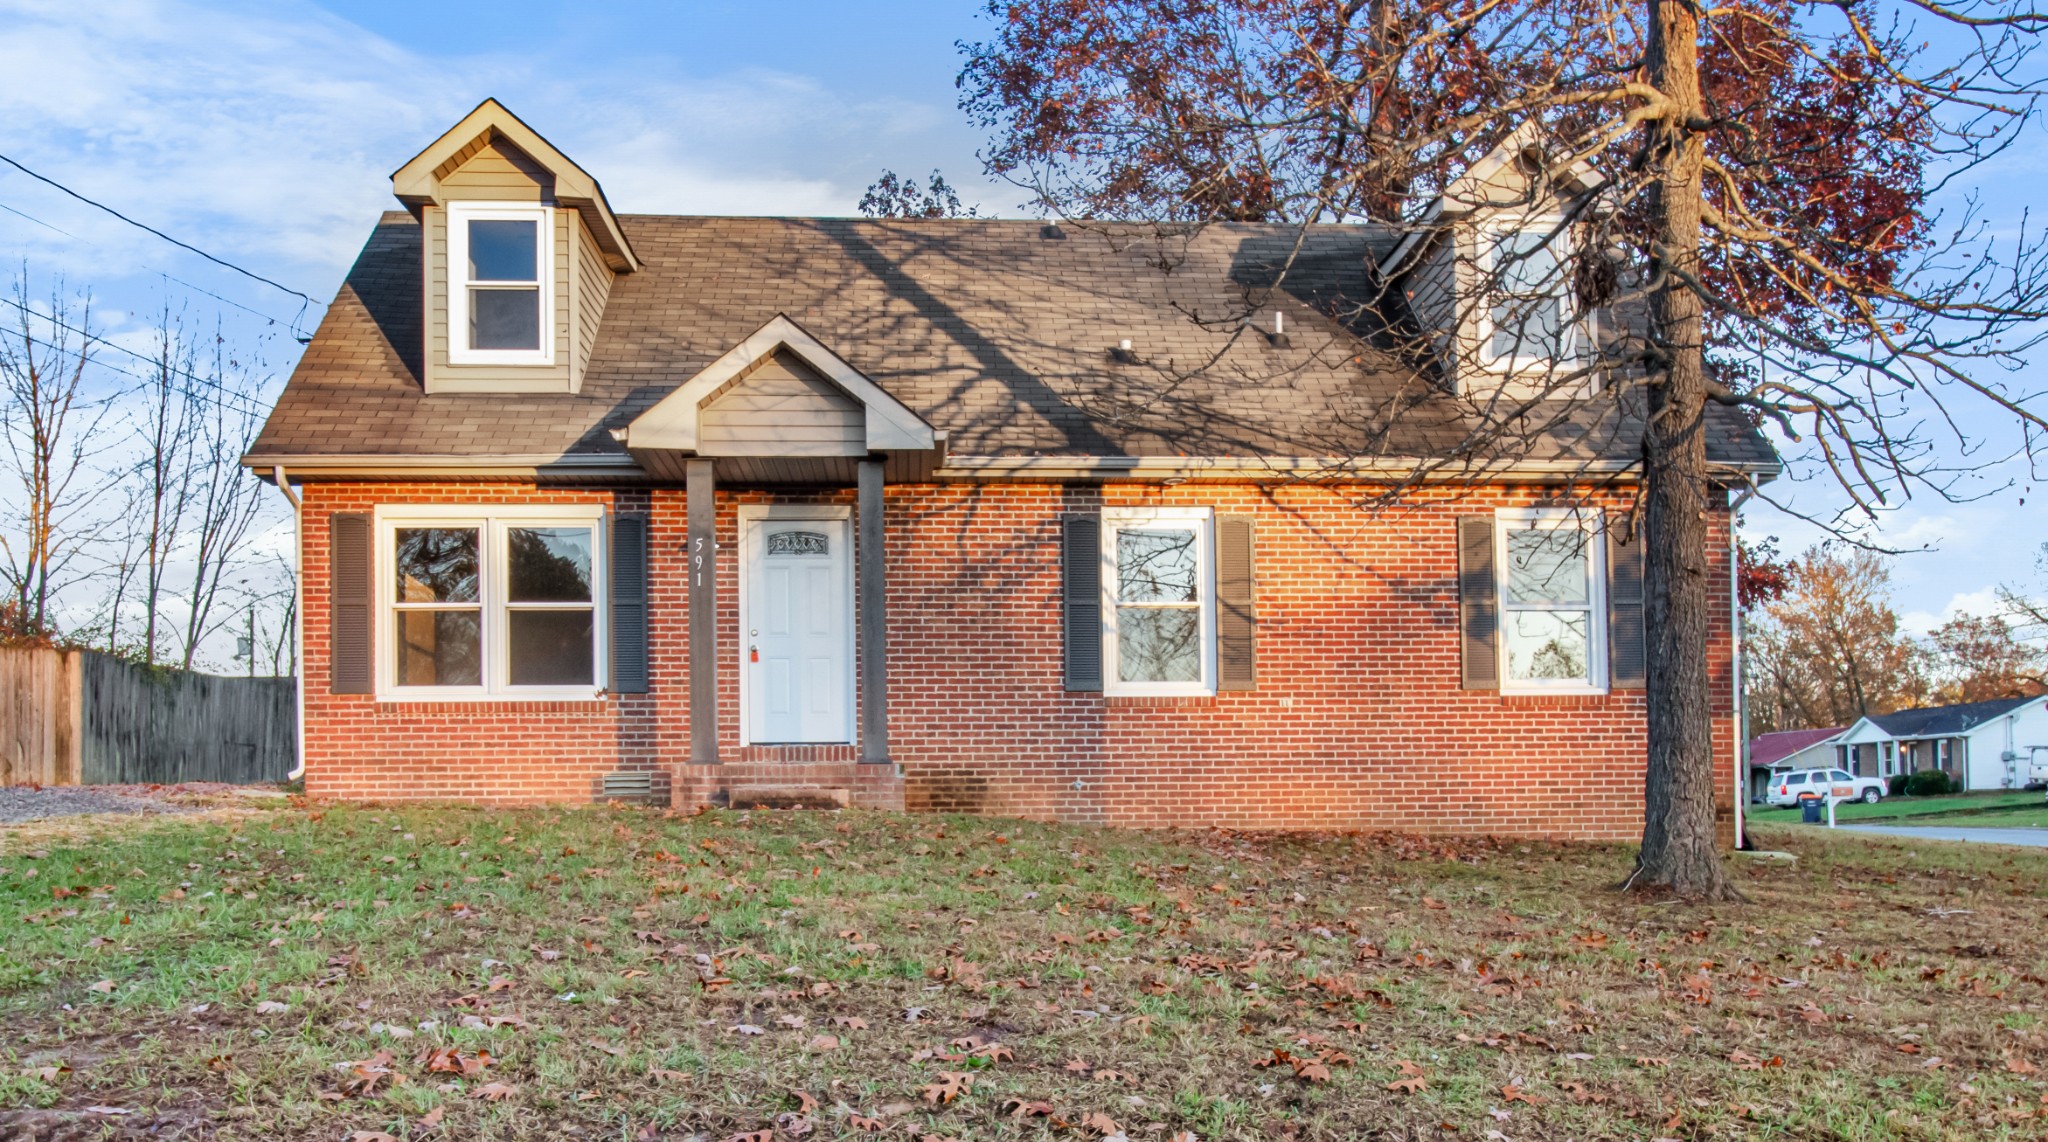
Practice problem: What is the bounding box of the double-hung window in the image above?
[447,202,553,365]
[1496,510,1605,693]
[380,505,603,699]
[1478,221,1577,370]
[1102,507,1214,696]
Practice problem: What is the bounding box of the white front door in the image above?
[743,513,853,743]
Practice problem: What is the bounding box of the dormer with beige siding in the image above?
[391,100,638,394]
[1381,123,1613,403]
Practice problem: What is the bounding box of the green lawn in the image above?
[1747,790,2044,827]
[3,804,2047,1140]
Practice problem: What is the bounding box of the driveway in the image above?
[1841,824,2048,848]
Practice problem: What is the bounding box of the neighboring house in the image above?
[242,101,1779,840]
[1831,695,2048,791]
[1746,726,1845,802]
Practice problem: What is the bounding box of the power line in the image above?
[0,197,79,237]
[0,152,319,313]
[4,326,268,421]
[0,195,314,331]
[9,325,272,422]
[0,295,278,419]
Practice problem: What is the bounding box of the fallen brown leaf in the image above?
[921,1071,974,1105]
[1560,1080,1608,1105]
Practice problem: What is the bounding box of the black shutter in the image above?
[1062,514,1103,691]
[1216,515,1256,690]
[329,512,373,694]
[609,513,650,693]
[1457,515,1499,690]
[1608,513,1646,688]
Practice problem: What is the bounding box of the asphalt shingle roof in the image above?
[248,212,1779,470]
[1749,727,1846,768]
[1870,696,2040,738]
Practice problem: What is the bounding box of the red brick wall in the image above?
[295,480,1737,841]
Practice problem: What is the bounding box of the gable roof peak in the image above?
[625,313,936,456]
[390,98,639,272]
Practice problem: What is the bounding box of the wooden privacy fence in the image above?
[0,648,81,785]
[0,646,295,786]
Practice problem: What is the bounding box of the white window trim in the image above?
[1474,217,1585,374]
[736,504,856,747]
[1495,508,1607,696]
[1102,507,1216,697]
[446,201,555,366]
[375,503,605,702]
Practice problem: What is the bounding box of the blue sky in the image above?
[0,0,2041,643]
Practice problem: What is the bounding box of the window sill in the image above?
[1498,691,1617,707]
[446,352,556,367]
[374,689,608,704]
[1104,694,1217,708]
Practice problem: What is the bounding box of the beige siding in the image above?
[1401,235,1459,358]
[700,352,865,457]
[437,140,552,202]
[572,213,614,390]
[422,142,578,393]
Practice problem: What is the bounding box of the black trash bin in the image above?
[1800,798,1824,824]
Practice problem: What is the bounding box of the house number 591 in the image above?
[692,535,706,589]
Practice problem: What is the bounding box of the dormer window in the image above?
[1478,222,1577,371]
[448,202,554,365]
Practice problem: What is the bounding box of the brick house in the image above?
[244,100,1779,841]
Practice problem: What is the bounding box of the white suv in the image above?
[1767,768,1887,807]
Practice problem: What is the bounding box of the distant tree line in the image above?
[1743,540,2048,734]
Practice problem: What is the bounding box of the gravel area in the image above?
[0,784,248,825]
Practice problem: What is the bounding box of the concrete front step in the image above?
[672,761,905,812]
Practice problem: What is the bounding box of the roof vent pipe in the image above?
[1264,310,1291,349]
[1110,338,1138,365]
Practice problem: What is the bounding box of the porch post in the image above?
[858,457,889,763]
[687,459,719,764]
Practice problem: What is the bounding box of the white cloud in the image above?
[0,0,974,309]
[1899,586,2005,638]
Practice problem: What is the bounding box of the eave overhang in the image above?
[242,451,1778,486]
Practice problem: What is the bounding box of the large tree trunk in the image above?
[1633,0,1738,900]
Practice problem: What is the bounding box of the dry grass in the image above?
[1,803,2045,1140]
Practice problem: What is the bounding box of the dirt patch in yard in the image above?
[0,783,282,826]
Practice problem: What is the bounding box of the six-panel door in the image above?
[743,516,853,743]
